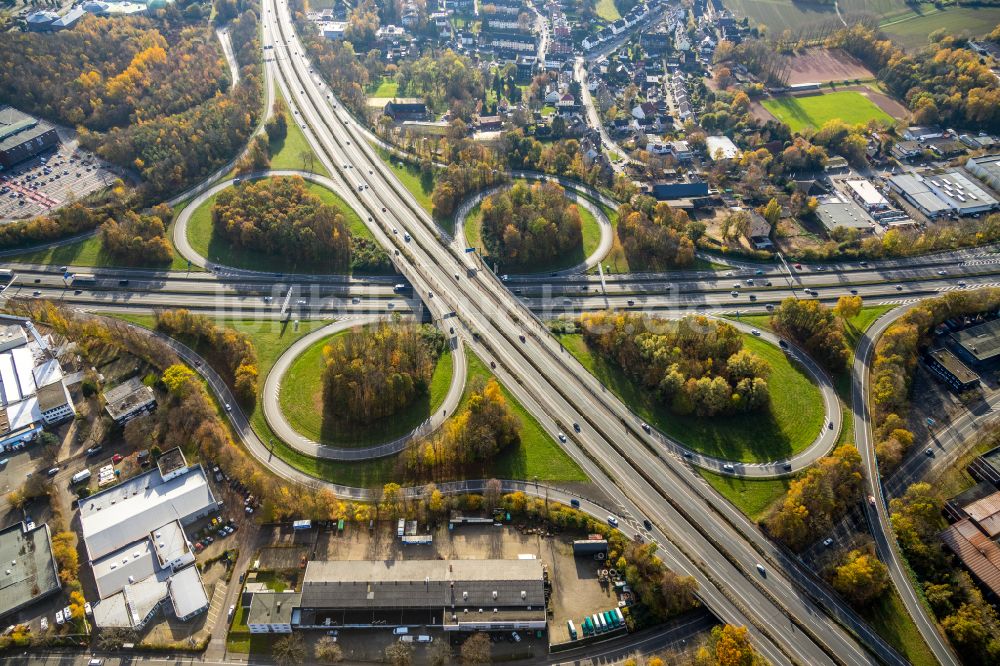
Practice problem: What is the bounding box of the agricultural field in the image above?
[721,0,840,34]
[879,6,1000,50]
[785,48,875,86]
[762,91,894,132]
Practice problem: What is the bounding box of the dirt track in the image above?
[785,48,874,85]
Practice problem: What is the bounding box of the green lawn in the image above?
[257,343,586,486]
[762,92,894,133]
[880,6,1000,49]
[861,588,939,666]
[121,311,586,486]
[268,93,330,178]
[465,186,603,273]
[185,177,383,274]
[373,147,440,225]
[559,332,824,462]
[697,469,790,522]
[595,0,621,22]
[368,78,399,98]
[278,326,454,447]
[7,225,191,271]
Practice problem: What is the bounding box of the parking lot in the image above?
[0,135,119,222]
[229,519,630,662]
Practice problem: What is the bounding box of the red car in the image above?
[112,453,123,464]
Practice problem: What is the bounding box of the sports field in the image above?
[762,91,894,132]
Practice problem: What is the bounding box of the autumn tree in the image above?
[314,636,343,663]
[695,624,766,666]
[771,298,849,373]
[460,632,491,665]
[273,634,307,666]
[380,483,405,520]
[385,641,414,666]
[765,445,863,550]
[831,549,889,606]
[99,206,173,265]
[51,532,79,584]
[580,313,770,417]
[322,321,445,427]
[479,181,583,269]
[615,196,696,270]
[834,295,863,325]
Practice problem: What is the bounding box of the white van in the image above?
[416,635,433,643]
[399,635,414,643]
[393,627,408,635]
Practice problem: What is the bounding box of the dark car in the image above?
[642,519,652,530]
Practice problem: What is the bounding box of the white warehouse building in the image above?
[889,170,999,218]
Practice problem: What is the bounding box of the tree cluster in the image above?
[615,196,697,270]
[770,298,850,373]
[323,320,445,426]
[870,288,1000,470]
[830,548,890,606]
[155,309,260,405]
[695,625,768,666]
[891,482,1000,663]
[99,203,173,265]
[765,444,863,550]
[827,24,1000,131]
[405,377,520,475]
[395,49,486,120]
[431,144,508,219]
[480,181,583,269]
[0,203,108,251]
[502,130,608,188]
[580,313,771,416]
[291,0,377,118]
[212,176,352,269]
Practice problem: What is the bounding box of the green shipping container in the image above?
[337,518,345,532]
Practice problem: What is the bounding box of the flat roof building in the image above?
[888,171,999,218]
[0,522,61,620]
[950,319,1000,369]
[295,559,547,631]
[816,195,872,232]
[845,179,889,211]
[103,376,157,424]
[0,107,59,169]
[705,135,740,161]
[925,348,979,392]
[966,154,1000,192]
[248,591,300,634]
[85,449,215,628]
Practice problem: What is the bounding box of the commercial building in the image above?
[950,319,1000,370]
[966,154,1000,192]
[293,559,547,631]
[925,348,979,392]
[383,100,428,122]
[705,135,740,161]
[940,490,1000,600]
[248,591,299,634]
[103,376,156,425]
[816,195,873,233]
[845,179,889,212]
[888,171,999,218]
[84,449,217,628]
[0,106,59,170]
[0,522,61,620]
[0,319,75,449]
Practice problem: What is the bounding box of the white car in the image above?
[751,329,760,336]
[607,515,619,527]
[39,617,48,631]
[55,610,64,626]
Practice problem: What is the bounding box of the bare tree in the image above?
[461,632,492,664]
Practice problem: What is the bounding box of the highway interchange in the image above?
[4,3,1000,664]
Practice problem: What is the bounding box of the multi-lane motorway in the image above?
[254,0,916,663]
[5,4,1000,663]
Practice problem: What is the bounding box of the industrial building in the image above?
[950,319,1000,370]
[84,449,217,629]
[888,171,999,219]
[247,591,299,634]
[925,348,980,392]
[940,489,1000,600]
[705,135,740,161]
[815,195,873,233]
[290,559,547,631]
[103,376,157,425]
[845,179,889,212]
[0,107,59,170]
[966,154,1000,192]
[0,522,61,620]
[0,320,75,450]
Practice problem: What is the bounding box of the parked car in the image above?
[55,610,64,626]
